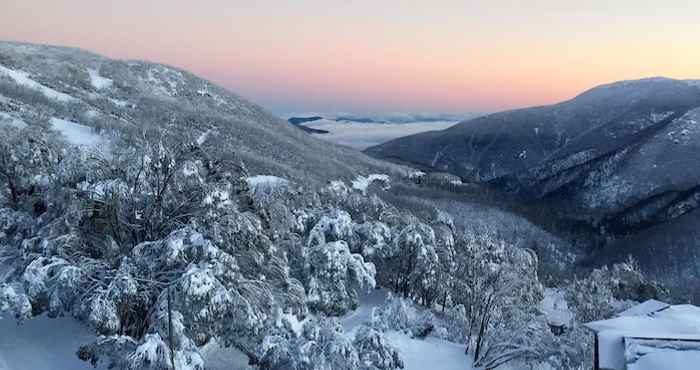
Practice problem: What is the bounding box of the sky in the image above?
[1,0,699,115]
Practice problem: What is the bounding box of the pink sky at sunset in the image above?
[1,0,699,115]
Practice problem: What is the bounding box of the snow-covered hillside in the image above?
[0,40,682,370]
[366,77,700,294]
[0,41,399,185]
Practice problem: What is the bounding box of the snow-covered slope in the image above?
[0,315,256,370]
[0,41,399,185]
[0,316,96,370]
[339,290,474,370]
[385,332,471,370]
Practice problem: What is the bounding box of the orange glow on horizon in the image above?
[1,0,699,114]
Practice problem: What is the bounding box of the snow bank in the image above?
[351,174,390,195]
[0,315,96,370]
[50,118,103,148]
[0,65,75,102]
[87,68,113,90]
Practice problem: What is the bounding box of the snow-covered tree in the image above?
[0,124,63,211]
[305,240,375,315]
[258,317,360,370]
[306,209,354,248]
[446,231,546,369]
[353,325,404,370]
[351,220,392,256]
[565,258,663,324]
[383,221,440,304]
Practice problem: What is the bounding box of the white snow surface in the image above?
[87,68,113,90]
[50,118,104,148]
[200,339,253,370]
[0,65,75,102]
[340,289,474,370]
[618,299,670,317]
[0,315,252,370]
[0,315,97,370]
[305,119,459,150]
[351,174,390,195]
[385,331,472,370]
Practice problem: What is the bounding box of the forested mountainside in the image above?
[0,41,397,185]
[367,78,700,294]
[0,42,670,370]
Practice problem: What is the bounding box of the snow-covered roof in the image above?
[618,299,670,317]
[626,337,700,370]
[585,300,700,370]
[586,302,700,335]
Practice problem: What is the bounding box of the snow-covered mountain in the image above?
[0,41,397,185]
[366,77,700,290]
[0,41,684,370]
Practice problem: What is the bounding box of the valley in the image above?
[0,41,696,370]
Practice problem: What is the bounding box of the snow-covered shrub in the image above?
[0,207,33,244]
[258,317,360,370]
[0,283,32,319]
[352,221,392,256]
[382,221,440,305]
[353,325,404,370]
[371,294,436,339]
[0,124,64,212]
[305,240,375,315]
[441,231,548,369]
[565,258,663,324]
[306,209,353,248]
[0,128,313,369]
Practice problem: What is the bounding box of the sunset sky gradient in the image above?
[1,0,699,114]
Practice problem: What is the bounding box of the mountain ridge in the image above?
[0,41,400,185]
[366,77,700,289]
